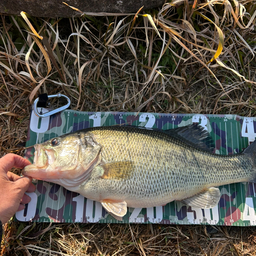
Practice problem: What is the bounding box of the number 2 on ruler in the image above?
[139,113,156,128]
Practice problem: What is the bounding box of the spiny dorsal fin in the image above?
[164,124,215,153]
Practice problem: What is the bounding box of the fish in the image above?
[23,124,256,220]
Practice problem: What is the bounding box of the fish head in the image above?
[23,132,101,182]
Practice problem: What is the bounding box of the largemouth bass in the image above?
[23,125,256,220]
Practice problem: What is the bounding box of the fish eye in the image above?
[51,138,59,146]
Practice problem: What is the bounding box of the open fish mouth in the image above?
[32,144,56,166]
[23,145,56,180]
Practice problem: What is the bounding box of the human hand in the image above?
[0,154,36,224]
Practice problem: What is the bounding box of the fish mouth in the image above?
[33,145,47,168]
[23,145,56,180]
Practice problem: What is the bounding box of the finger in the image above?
[0,154,31,174]
[21,194,31,205]
[7,171,21,181]
[14,176,32,196]
[26,182,36,192]
[17,204,25,211]
[7,172,36,192]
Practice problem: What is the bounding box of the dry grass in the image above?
[3,222,256,255]
[1,0,256,254]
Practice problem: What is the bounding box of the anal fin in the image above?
[101,200,127,220]
[109,212,123,221]
[182,187,220,209]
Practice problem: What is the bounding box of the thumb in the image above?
[14,176,32,194]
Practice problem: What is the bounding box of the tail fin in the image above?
[243,140,256,182]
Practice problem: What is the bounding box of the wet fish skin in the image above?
[23,125,256,219]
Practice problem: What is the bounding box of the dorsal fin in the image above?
[163,124,215,153]
[243,140,256,155]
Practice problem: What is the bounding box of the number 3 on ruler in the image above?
[15,192,37,221]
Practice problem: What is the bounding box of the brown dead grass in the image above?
[1,0,256,255]
[3,222,256,255]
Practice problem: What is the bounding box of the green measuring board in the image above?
[15,110,256,225]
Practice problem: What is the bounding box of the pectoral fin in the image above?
[101,200,127,220]
[101,161,134,180]
[182,187,220,208]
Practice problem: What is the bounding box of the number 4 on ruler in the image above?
[241,118,256,143]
